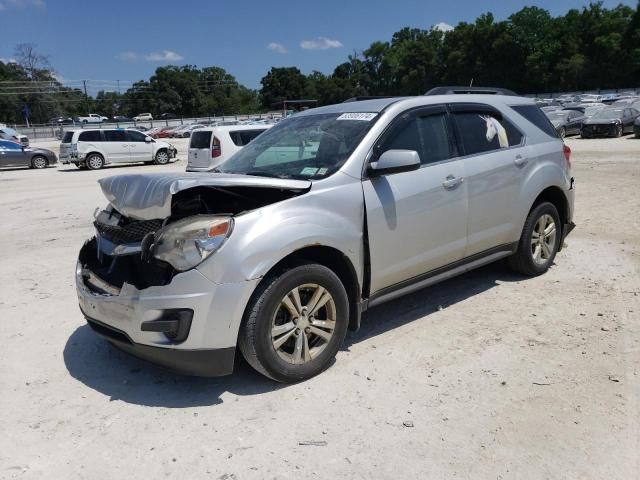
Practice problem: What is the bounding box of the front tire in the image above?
[31,155,48,169]
[558,127,566,139]
[508,202,561,276]
[614,125,623,137]
[238,263,349,383]
[86,153,104,170]
[154,150,170,165]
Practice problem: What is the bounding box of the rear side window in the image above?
[229,129,267,147]
[511,105,559,138]
[104,130,126,142]
[62,131,74,143]
[382,112,453,165]
[452,113,523,156]
[190,130,212,149]
[78,130,102,142]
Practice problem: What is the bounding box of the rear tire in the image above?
[508,202,561,277]
[86,153,104,170]
[31,155,48,169]
[238,263,349,383]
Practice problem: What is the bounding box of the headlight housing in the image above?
[153,215,233,271]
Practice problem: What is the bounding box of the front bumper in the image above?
[582,124,619,137]
[76,247,259,376]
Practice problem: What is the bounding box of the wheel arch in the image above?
[529,186,569,227]
[244,245,362,333]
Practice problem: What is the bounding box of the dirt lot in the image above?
[1,136,639,479]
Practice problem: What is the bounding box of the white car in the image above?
[59,128,177,170]
[76,114,108,124]
[0,126,29,146]
[134,113,153,121]
[187,124,271,171]
[171,124,205,138]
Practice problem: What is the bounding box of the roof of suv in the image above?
[296,94,536,117]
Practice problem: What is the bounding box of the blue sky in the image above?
[0,0,635,92]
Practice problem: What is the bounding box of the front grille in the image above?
[94,218,162,244]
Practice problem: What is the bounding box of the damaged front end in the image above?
[75,172,311,376]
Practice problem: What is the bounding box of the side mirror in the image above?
[144,137,152,143]
[368,149,421,177]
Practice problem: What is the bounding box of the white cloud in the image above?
[145,50,184,62]
[0,0,44,11]
[0,57,17,63]
[116,51,138,61]
[433,22,454,32]
[116,50,184,63]
[267,42,288,54]
[300,37,343,50]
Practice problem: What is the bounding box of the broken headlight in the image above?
[152,215,233,271]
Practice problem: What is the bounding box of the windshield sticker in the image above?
[300,167,319,176]
[480,115,509,148]
[337,112,377,121]
[317,167,328,176]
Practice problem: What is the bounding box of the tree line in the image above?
[1,2,638,125]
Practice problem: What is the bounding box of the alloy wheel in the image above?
[32,156,47,169]
[87,155,103,169]
[271,283,337,364]
[156,151,169,164]
[531,214,557,265]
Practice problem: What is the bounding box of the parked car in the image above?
[581,107,640,138]
[160,113,177,120]
[49,116,74,125]
[187,124,272,171]
[76,114,108,124]
[0,127,29,146]
[544,110,585,137]
[134,113,153,121]
[582,105,606,118]
[0,139,57,169]
[76,91,576,382]
[171,124,204,138]
[59,128,177,169]
[634,116,640,138]
[112,115,133,123]
[153,127,177,139]
[612,97,640,107]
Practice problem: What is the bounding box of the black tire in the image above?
[86,153,104,170]
[31,155,48,169]
[615,125,623,138]
[558,127,566,139]
[508,202,562,277]
[238,263,349,383]
[154,149,170,165]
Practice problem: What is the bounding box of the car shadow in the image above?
[343,261,523,349]
[63,261,524,408]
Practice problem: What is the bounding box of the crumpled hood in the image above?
[98,172,311,220]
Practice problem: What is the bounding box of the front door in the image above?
[363,105,468,295]
[127,130,154,162]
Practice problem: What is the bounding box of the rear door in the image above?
[450,103,526,256]
[188,130,213,169]
[364,105,468,294]
[102,130,130,163]
[127,130,153,161]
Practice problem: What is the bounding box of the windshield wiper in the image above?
[242,170,289,179]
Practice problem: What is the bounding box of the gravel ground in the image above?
[1,136,639,479]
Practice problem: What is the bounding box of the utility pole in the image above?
[83,80,88,113]
[117,79,120,95]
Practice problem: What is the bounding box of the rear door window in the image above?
[511,105,559,138]
[190,130,212,149]
[104,130,127,142]
[78,130,103,142]
[229,129,267,146]
[452,112,523,156]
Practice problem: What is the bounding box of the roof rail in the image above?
[425,86,518,96]
[342,96,395,103]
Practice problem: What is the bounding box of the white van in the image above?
[59,128,177,170]
[187,124,271,172]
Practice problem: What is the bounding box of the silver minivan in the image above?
[76,91,575,382]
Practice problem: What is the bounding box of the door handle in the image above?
[514,155,528,167]
[442,175,463,189]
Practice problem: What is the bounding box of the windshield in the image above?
[216,112,378,180]
[593,109,623,120]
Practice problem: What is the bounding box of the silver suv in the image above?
[76,91,575,382]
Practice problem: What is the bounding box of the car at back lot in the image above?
[0,139,57,169]
[187,124,271,171]
[544,109,585,137]
[59,128,177,169]
[76,90,576,382]
[134,113,153,121]
[0,127,29,146]
[581,107,640,138]
[634,116,640,138]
